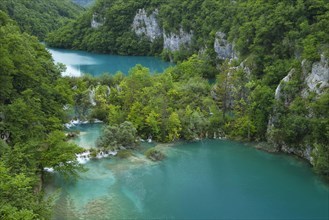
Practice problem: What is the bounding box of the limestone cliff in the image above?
[214,32,237,60]
[163,28,193,51]
[302,55,329,97]
[131,9,194,52]
[132,9,162,42]
[267,55,329,161]
[131,9,238,58]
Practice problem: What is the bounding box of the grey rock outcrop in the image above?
[267,70,298,156]
[163,28,193,51]
[91,13,103,28]
[88,87,96,106]
[267,55,329,162]
[132,9,162,42]
[302,55,329,97]
[280,144,312,161]
[214,32,236,60]
[274,69,295,103]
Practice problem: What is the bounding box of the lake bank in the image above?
[47,123,329,219]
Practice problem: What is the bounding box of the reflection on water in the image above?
[48,48,172,77]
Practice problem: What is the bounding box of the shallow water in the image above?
[48,125,329,219]
[67,123,104,149]
[48,48,172,77]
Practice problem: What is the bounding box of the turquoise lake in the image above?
[48,48,172,77]
[47,124,329,219]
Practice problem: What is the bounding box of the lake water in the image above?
[66,123,104,149]
[48,48,172,77]
[48,124,329,219]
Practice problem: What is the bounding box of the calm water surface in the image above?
[48,48,172,77]
[67,123,104,149]
[47,124,329,219]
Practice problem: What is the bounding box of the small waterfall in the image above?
[44,150,118,173]
[76,151,91,164]
[76,150,118,164]
[96,150,117,159]
[64,119,89,129]
[147,135,152,143]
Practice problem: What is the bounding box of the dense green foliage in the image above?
[0,0,83,40]
[97,121,137,149]
[73,61,215,143]
[46,0,329,62]
[71,52,328,178]
[1,1,328,216]
[46,0,164,55]
[0,12,84,218]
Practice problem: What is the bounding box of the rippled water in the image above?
[47,125,329,219]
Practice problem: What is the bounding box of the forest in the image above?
[0,11,84,219]
[45,0,329,174]
[0,0,83,40]
[0,0,328,218]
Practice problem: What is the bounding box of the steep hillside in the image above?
[46,0,329,176]
[0,11,83,218]
[0,0,83,39]
[47,0,328,63]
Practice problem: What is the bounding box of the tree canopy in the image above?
[0,0,83,39]
[0,11,84,218]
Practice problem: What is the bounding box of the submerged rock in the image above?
[145,148,165,161]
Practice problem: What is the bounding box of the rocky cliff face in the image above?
[274,69,295,105]
[163,28,193,51]
[132,9,194,51]
[302,55,329,97]
[131,9,238,58]
[214,32,237,60]
[267,55,329,161]
[132,9,162,42]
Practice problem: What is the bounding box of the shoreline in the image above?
[64,121,321,179]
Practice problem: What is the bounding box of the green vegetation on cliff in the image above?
[0,2,328,218]
[44,0,329,164]
[0,12,84,218]
[46,0,329,63]
[0,0,83,39]
[47,0,163,55]
[71,56,328,178]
